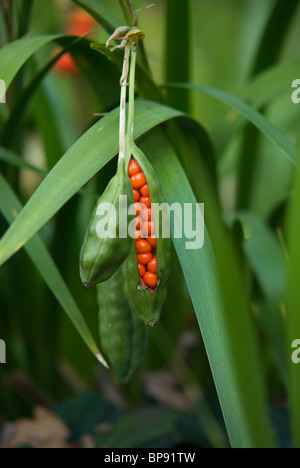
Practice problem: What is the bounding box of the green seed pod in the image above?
[80,159,134,287]
[97,268,148,384]
[123,144,171,326]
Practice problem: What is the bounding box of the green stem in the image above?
[126,42,137,156]
[118,43,131,164]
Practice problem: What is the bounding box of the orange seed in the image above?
[138,263,146,277]
[128,159,141,177]
[136,239,152,254]
[133,189,140,202]
[140,184,150,197]
[147,257,157,274]
[147,236,157,248]
[143,272,158,289]
[130,172,146,190]
[137,253,153,265]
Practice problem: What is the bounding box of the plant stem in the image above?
[126,42,137,151]
[118,43,131,164]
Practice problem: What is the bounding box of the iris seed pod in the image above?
[80,158,134,287]
[123,145,171,326]
[97,268,148,384]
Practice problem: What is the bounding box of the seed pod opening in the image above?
[123,145,171,326]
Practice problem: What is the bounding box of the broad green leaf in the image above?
[99,407,185,448]
[140,129,273,448]
[166,83,297,166]
[0,101,182,266]
[0,173,107,367]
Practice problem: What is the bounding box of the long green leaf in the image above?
[165,0,190,112]
[0,145,45,176]
[250,0,300,75]
[166,83,297,165]
[232,212,288,385]
[140,129,273,448]
[213,59,300,155]
[287,144,300,447]
[1,36,120,149]
[71,0,115,34]
[236,0,300,209]
[234,212,288,303]
[0,173,107,366]
[0,35,60,90]
[0,101,182,266]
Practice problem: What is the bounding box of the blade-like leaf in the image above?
[235,0,300,209]
[1,36,120,149]
[0,101,182,266]
[251,0,300,75]
[0,35,61,91]
[140,128,273,448]
[0,145,46,176]
[71,0,115,34]
[213,59,300,155]
[287,143,300,447]
[165,0,190,112]
[0,173,107,367]
[166,83,297,166]
[233,212,288,303]
[231,212,288,386]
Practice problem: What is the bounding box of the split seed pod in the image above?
[80,158,134,287]
[97,268,148,384]
[123,145,171,326]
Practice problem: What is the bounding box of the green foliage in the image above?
[0,0,300,449]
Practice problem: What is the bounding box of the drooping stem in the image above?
[126,41,137,149]
[118,43,131,164]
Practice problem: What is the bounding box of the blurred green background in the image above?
[0,0,300,448]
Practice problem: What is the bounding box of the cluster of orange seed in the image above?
[129,158,158,294]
